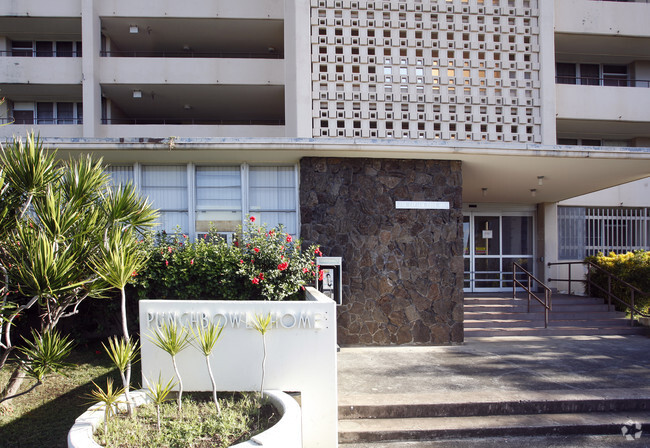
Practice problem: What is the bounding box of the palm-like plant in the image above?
[103,336,139,416]
[144,374,177,432]
[147,321,191,415]
[191,322,224,414]
[0,329,74,404]
[251,313,272,398]
[86,378,125,445]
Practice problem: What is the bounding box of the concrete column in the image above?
[82,0,101,137]
[539,202,559,291]
[284,0,312,138]
[538,0,557,145]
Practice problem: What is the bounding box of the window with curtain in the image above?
[195,166,242,234]
[105,165,134,187]
[141,165,188,234]
[248,166,297,235]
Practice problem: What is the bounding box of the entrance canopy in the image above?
[53,138,650,205]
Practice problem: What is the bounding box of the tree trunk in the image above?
[0,367,26,411]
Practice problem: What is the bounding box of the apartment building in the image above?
[0,0,649,345]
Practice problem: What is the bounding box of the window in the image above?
[249,167,298,235]
[11,101,82,124]
[10,40,81,57]
[556,63,628,87]
[558,207,586,260]
[196,166,242,235]
[106,164,299,239]
[141,166,189,234]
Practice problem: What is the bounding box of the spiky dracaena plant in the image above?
[191,321,224,414]
[144,374,177,432]
[147,320,191,415]
[86,378,125,445]
[0,329,74,404]
[102,336,139,417]
[251,313,272,398]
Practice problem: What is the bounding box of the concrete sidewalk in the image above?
[337,334,650,447]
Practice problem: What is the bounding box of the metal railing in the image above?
[1,117,83,125]
[556,76,650,88]
[99,50,283,59]
[101,118,284,125]
[0,50,81,57]
[548,260,650,326]
[512,262,552,328]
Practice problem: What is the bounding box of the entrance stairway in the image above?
[464,293,649,337]
[338,388,650,446]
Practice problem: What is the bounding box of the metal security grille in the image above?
[585,207,650,256]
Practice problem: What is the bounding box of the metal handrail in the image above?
[548,260,650,326]
[555,76,650,88]
[101,118,285,126]
[99,50,283,59]
[512,262,552,328]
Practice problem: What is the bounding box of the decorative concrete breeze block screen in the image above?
[310,0,542,143]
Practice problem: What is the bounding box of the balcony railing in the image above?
[101,118,284,125]
[556,76,650,88]
[100,50,283,59]
[1,117,83,125]
[0,50,81,57]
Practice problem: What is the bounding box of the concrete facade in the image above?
[0,1,649,345]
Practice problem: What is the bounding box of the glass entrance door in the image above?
[464,213,535,292]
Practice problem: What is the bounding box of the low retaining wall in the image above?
[67,390,301,448]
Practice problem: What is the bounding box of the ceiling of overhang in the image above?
[53,142,650,206]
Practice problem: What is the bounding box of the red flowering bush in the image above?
[133,219,322,301]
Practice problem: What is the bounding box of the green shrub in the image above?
[586,250,650,313]
[133,218,322,301]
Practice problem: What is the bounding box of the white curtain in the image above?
[141,165,188,234]
[249,166,297,234]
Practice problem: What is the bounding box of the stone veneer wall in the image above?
[300,157,464,345]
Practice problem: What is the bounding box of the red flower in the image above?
[179,242,183,247]
[302,267,309,274]
[168,247,172,254]
[254,247,260,253]
[318,269,324,281]
[258,273,265,280]
[250,216,256,222]
[286,235,293,243]
[278,262,289,271]
[190,259,194,266]
[131,270,138,277]
[165,260,169,267]
[234,241,239,247]
[183,234,188,239]
[315,248,323,256]
[269,230,274,235]
[239,259,244,264]
[252,277,260,284]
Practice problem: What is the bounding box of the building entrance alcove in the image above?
[463,210,535,293]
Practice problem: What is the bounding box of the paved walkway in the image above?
[337,334,650,447]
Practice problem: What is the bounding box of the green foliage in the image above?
[191,321,224,414]
[133,218,323,301]
[17,329,74,382]
[86,377,125,445]
[586,250,650,313]
[144,373,177,432]
[252,313,272,397]
[96,392,276,448]
[147,320,191,415]
[103,336,139,374]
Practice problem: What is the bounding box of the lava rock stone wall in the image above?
[300,158,464,345]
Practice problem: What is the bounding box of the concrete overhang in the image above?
[42,137,650,205]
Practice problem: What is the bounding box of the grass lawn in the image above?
[0,343,119,448]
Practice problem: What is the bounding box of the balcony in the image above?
[95,0,283,20]
[555,0,650,38]
[0,56,81,84]
[99,83,285,138]
[556,83,650,143]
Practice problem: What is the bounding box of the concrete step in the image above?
[465,297,604,306]
[464,326,649,337]
[465,311,627,321]
[338,412,650,443]
[464,304,611,313]
[339,389,650,420]
[339,434,650,448]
